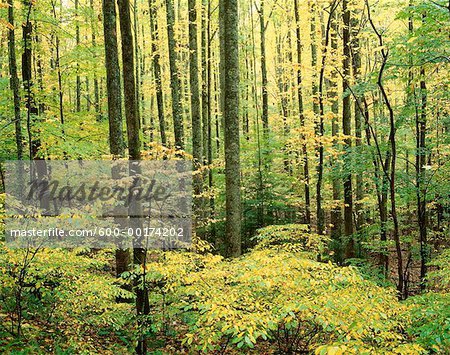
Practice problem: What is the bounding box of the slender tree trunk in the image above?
[259,0,268,133]
[293,0,311,225]
[148,0,167,146]
[329,11,342,252]
[201,0,209,162]
[222,0,241,257]
[351,11,363,231]
[418,67,428,287]
[165,0,184,149]
[316,0,338,235]
[207,0,215,239]
[368,6,404,298]
[91,0,100,120]
[22,1,39,159]
[343,0,354,255]
[8,0,23,160]
[134,0,141,128]
[75,0,81,112]
[188,0,203,209]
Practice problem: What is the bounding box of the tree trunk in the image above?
[188,0,203,209]
[148,0,167,146]
[103,0,130,283]
[351,11,363,231]
[75,0,81,112]
[222,0,241,257]
[7,0,23,160]
[165,0,184,150]
[294,0,311,226]
[22,1,39,159]
[418,67,428,287]
[117,0,149,351]
[329,11,342,254]
[342,0,354,256]
[259,0,268,133]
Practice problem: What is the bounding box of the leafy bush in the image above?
[138,231,424,354]
[253,224,330,257]
[0,246,134,353]
[405,292,450,354]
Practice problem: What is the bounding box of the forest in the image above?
[0,0,449,353]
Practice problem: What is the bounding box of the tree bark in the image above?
[222,0,241,257]
[7,0,23,160]
[294,0,311,225]
[75,0,81,112]
[148,0,167,146]
[165,0,184,149]
[342,0,354,256]
[188,0,203,208]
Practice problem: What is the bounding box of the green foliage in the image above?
[253,224,330,257]
[125,230,425,354]
[0,246,134,353]
[405,292,450,354]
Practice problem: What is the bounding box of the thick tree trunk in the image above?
[222,0,241,257]
[103,0,130,282]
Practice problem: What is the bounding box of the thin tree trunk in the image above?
[188,0,203,209]
[418,67,428,287]
[294,0,311,225]
[8,0,23,160]
[351,11,363,231]
[343,0,354,255]
[22,1,39,159]
[330,11,342,253]
[259,0,269,133]
[75,0,81,112]
[368,5,404,298]
[316,0,338,235]
[165,0,184,149]
[148,0,167,146]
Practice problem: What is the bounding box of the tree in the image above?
[116,0,149,351]
[294,0,311,225]
[7,0,23,160]
[148,0,167,146]
[342,0,354,256]
[188,0,203,205]
[166,0,184,150]
[222,0,241,257]
[102,0,129,279]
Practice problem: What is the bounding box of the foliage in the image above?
[405,292,450,354]
[122,230,426,354]
[0,246,134,353]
